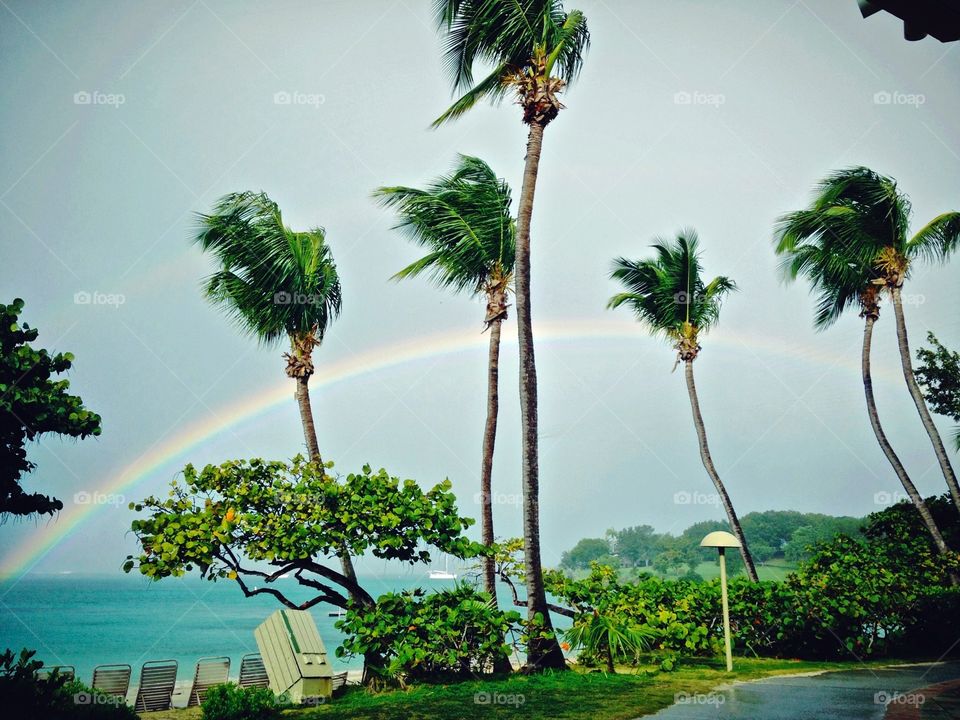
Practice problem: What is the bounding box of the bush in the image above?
[0,648,137,720]
[201,683,282,720]
[547,496,960,667]
[336,585,519,684]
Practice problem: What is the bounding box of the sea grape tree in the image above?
[125,456,484,611]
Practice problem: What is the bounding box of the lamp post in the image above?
[700,530,741,672]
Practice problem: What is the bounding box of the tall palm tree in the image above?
[432,0,589,671]
[374,155,516,602]
[776,167,960,515]
[775,175,959,583]
[193,191,360,591]
[607,231,759,582]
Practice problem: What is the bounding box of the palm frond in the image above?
[608,230,735,343]
[908,211,960,264]
[375,155,515,297]
[432,0,589,121]
[193,192,341,346]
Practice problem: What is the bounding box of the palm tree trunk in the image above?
[294,374,363,602]
[515,120,565,671]
[480,315,502,600]
[861,315,958,585]
[295,376,323,465]
[890,286,960,513]
[683,360,759,581]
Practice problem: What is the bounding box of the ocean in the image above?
[0,571,538,684]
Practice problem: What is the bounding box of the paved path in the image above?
[642,662,960,719]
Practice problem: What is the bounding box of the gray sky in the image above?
[1,0,958,578]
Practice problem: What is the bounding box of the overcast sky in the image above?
[1,0,958,578]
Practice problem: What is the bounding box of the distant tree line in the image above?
[559,510,865,575]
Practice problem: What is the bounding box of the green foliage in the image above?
[0,298,101,517]
[607,230,736,348]
[560,537,612,570]
[774,166,960,328]
[194,191,341,346]
[915,332,960,450]
[546,565,720,665]
[201,683,282,720]
[564,612,654,673]
[0,649,136,720]
[611,525,659,567]
[432,0,590,126]
[375,154,515,296]
[335,585,520,684]
[546,497,960,666]
[127,457,484,610]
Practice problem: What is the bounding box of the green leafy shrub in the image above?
[1,649,136,719]
[201,683,282,720]
[336,585,519,684]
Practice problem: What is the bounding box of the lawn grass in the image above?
[138,657,900,720]
[290,657,894,720]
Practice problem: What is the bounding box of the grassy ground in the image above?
[141,657,897,720]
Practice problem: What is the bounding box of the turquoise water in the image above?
[0,572,528,683]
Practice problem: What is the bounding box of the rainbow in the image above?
[0,318,863,579]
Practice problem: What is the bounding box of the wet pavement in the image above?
[642,662,960,719]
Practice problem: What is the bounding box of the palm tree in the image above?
[775,167,960,515]
[432,0,589,671]
[373,155,516,602]
[192,191,360,591]
[607,231,759,582]
[775,175,959,583]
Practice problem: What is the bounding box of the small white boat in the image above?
[429,555,457,580]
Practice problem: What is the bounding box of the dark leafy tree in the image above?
[0,299,101,517]
[915,333,960,452]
